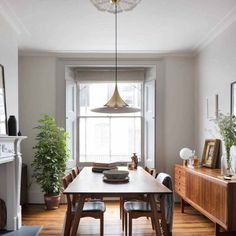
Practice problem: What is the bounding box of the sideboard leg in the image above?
[215,223,236,236]
[215,224,220,236]
[180,199,185,213]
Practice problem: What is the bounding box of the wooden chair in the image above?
[71,166,103,201]
[70,167,81,203]
[62,173,106,236]
[120,166,155,230]
[71,166,80,179]
[124,173,173,236]
[144,166,156,177]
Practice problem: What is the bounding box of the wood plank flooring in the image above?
[22,202,215,236]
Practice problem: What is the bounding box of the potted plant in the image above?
[31,114,69,209]
[215,113,236,176]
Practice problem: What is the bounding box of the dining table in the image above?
[63,166,172,236]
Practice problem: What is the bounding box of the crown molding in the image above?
[194,5,236,53]
[0,0,30,35]
[18,49,195,58]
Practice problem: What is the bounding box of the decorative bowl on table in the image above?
[103,170,129,180]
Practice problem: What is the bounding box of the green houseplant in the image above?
[215,113,236,176]
[32,114,69,209]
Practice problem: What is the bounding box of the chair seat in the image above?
[72,201,105,213]
[83,201,106,212]
[124,201,152,212]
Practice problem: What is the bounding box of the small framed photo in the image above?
[207,94,218,120]
[231,81,236,116]
[202,139,220,168]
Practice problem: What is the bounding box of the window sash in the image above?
[78,116,142,163]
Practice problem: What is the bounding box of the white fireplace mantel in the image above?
[0,136,27,231]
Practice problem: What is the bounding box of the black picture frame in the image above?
[231,81,236,116]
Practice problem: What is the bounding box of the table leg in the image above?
[70,195,85,236]
[148,194,162,236]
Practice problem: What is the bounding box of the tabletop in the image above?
[64,166,172,195]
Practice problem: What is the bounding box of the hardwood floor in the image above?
[22,202,215,236]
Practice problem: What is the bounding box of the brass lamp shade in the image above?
[91,85,140,113]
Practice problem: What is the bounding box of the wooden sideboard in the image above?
[175,164,236,236]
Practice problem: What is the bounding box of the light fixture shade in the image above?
[90,0,141,13]
[91,106,140,113]
[91,85,140,113]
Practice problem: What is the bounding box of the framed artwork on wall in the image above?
[202,139,220,168]
[207,94,218,120]
[231,81,236,116]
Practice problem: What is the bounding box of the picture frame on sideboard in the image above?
[202,139,220,168]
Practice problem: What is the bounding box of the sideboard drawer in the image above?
[175,165,186,197]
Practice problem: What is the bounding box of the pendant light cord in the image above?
[115,4,118,86]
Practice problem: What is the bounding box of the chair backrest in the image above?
[144,166,155,177]
[71,166,80,179]
[155,172,174,233]
[156,173,173,190]
[63,172,74,210]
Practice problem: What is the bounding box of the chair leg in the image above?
[122,211,124,231]
[128,214,132,236]
[120,197,123,219]
[64,213,73,236]
[151,217,155,230]
[160,201,168,236]
[120,197,122,219]
[100,214,104,236]
[124,212,127,236]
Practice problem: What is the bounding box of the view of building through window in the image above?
[78,82,142,162]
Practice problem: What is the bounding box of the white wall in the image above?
[19,56,56,203]
[164,57,195,175]
[195,20,236,156]
[0,14,18,123]
[19,55,195,203]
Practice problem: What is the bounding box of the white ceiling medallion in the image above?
[90,0,141,114]
[90,0,141,13]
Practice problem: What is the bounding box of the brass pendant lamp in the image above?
[91,0,141,114]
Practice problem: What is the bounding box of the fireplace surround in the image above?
[0,136,26,230]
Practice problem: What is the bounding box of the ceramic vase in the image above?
[7,115,17,136]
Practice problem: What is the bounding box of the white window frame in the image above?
[77,81,144,166]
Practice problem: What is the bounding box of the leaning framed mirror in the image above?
[0,65,7,135]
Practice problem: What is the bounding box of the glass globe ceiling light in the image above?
[90,0,141,114]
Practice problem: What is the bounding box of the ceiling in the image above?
[0,0,236,54]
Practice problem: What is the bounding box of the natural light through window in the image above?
[78,82,142,163]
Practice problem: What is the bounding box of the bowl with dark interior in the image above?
[103,170,129,179]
